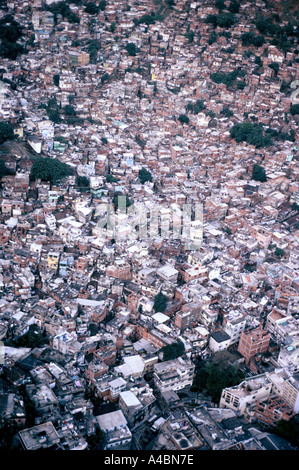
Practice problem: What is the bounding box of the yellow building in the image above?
[48,251,60,270]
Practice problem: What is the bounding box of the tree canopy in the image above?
[159,339,185,361]
[252,163,267,182]
[45,1,80,23]
[30,157,73,183]
[230,121,272,148]
[0,15,25,60]
[138,167,153,184]
[126,43,138,56]
[192,351,245,402]
[205,12,236,28]
[178,114,189,124]
[0,121,15,144]
[153,292,168,312]
[210,68,246,89]
[290,104,299,115]
[187,99,205,114]
[273,417,299,447]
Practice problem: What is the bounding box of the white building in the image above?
[96,410,132,450]
[209,330,231,352]
[277,335,299,374]
[223,311,246,346]
[153,356,195,393]
[220,373,273,417]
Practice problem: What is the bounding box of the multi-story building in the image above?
[222,310,246,346]
[281,373,299,413]
[253,396,295,427]
[277,335,299,374]
[18,422,60,450]
[237,326,271,364]
[219,373,273,418]
[68,50,90,66]
[153,356,195,393]
[95,410,132,450]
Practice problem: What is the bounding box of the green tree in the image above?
[275,247,285,258]
[0,39,25,60]
[159,339,185,361]
[0,121,15,144]
[252,163,267,182]
[187,99,205,114]
[208,30,218,45]
[106,174,118,183]
[85,2,100,14]
[126,43,138,56]
[221,107,233,117]
[273,417,299,447]
[30,157,72,184]
[290,104,299,115]
[193,352,245,403]
[0,15,23,43]
[269,62,279,76]
[153,292,168,312]
[230,121,272,148]
[228,0,240,13]
[5,324,48,349]
[76,175,90,191]
[53,74,60,86]
[178,114,189,124]
[215,0,225,10]
[99,0,107,10]
[138,167,153,184]
[186,30,195,43]
[46,97,61,123]
[64,104,76,116]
